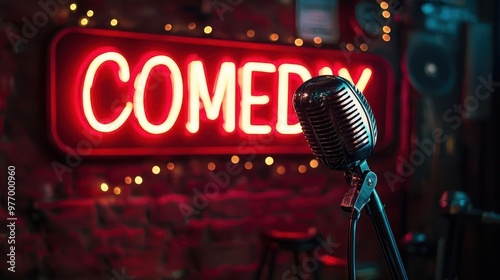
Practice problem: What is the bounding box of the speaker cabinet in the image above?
[406,32,458,96]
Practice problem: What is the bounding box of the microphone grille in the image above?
[293,76,377,170]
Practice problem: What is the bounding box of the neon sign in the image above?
[49,28,394,155]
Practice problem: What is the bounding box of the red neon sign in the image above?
[49,28,394,155]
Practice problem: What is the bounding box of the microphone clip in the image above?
[340,161,377,213]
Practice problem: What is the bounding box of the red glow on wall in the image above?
[49,28,395,155]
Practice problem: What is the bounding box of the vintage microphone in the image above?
[293,75,408,280]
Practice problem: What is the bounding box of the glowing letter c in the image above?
[82,52,133,132]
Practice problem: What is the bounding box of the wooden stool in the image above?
[255,229,321,280]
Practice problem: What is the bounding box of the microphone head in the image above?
[293,75,377,170]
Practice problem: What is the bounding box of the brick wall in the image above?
[1,146,404,280]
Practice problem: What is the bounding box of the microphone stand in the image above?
[340,161,408,280]
[437,190,500,279]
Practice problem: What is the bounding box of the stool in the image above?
[255,229,321,280]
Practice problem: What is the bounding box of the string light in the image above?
[164,24,172,31]
[100,183,109,192]
[69,3,77,11]
[265,156,274,166]
[246,29,255,38]
[309,159,319,168]
[277,165,286,175]
[380,2,389,9]
[80,18,88,26]
[346,43,354,51]
[313,37,322,44]
[110,18,118,26]
[360,43,368,52]
[167,162,175,170]
[244,161,253,170]
[382,11,391,18]
[382,26,391,33]
[152,165,160,174]
[134,176,143,185]
[231,155,240,164]
[294,38,303,46]
[86,10,94,17]
[204,26,212,34]
[188,22,196,30]
[269,33,279,41]
[113,186,121,195]
[382,34,391,42]
[124,176,132,184]
[208,162,216,171]
[298,164,307,173]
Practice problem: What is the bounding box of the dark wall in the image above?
[402,0,500,279]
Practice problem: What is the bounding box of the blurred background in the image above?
[0,0,499,279]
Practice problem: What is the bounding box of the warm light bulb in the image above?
[244,162,253,170]
[313,37,322,44]
[346,43,355,51]
[167,162,175,170]
[382,11,391,18]
[208,162,216,171]
[152,165,160,174]
[231,155,240,164]
[134,176,143,185]
[246,29,255,38]
[382,25,391,33]
[69,3,77,11]
[380,2,389,9]
[309,159,319,168]
[269,33,279,41]
[277,165,286,175]
[294,38,303,46]
[124,176,132,184]
[265,156,274,166]
[100,183,109,192]
[164,24,172,31]
[80,18,88,26]
[110,19,118,26]
[298,165,307,173]
[188,22,196,30]
[382,34,391,42]
[113,186,121,195]
[87,10,94,17]
[360,43,368,51]
[204,26,212,34]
